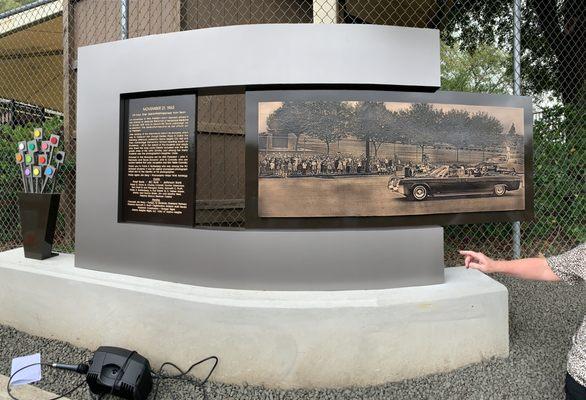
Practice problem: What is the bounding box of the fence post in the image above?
[60,0,76,252]
[313,0,338,23]
[120,0,129,40]
[9,99,16,128]
[512,0,522,258]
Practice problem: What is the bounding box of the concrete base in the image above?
[0,375,68,400]
[0,248,509,388]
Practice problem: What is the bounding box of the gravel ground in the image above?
[0,274,583,400]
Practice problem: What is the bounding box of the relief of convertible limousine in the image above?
[387,161,522,201]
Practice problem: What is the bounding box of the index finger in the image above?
[459,250,481,258]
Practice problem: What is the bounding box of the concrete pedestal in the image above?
[0,375,67,400]
[0,248,508,388]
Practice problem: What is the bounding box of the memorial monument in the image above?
[0,23,530,388]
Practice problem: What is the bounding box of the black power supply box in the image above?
[86,346,153,400]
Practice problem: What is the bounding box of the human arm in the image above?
[459,250,561,281]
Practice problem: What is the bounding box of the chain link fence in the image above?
[0,0,583,264]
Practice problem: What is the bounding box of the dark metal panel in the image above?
[245,89,533,229]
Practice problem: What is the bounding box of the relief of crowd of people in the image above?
[258,151,514,179]
[258,152,404,177]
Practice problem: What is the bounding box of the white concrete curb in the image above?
[0,248,509,388]
[0,375,69,400]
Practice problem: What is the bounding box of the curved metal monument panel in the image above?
[76,24,445,290]
[78,23,440,91]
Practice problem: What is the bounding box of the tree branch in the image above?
[529,0,562,60]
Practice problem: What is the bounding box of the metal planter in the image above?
[18,193,60,260]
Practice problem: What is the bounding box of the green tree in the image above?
[529,105,585,248]
[0,0,35,13]
[440,0,585,107]
[438,0,584,257]
[441,42,512,94]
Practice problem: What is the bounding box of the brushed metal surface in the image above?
[77,23,440,91]
[76,23,444,290]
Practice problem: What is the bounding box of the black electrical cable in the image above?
[6,362,87,400]
[150,356,219,400]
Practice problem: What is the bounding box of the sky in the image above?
[258,102,283,133]
[258,101,524,135]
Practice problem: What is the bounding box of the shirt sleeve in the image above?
[546,243,586,284]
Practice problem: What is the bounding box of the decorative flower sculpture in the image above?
[15,127,65,194]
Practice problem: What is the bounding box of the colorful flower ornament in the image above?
[15,128,65,193]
